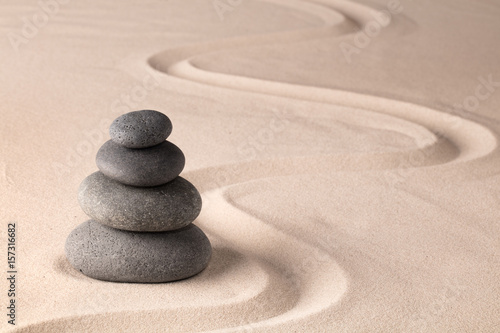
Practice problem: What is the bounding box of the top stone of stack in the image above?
[109,110,172,148]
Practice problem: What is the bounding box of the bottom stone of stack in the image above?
[65,220,212,283]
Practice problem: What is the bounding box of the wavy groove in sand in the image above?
[148,0,496,166]
[201,187,348,332]
[24,245,300,332]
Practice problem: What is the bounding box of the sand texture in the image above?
[1,0,500,332]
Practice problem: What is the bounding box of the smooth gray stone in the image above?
[65,220,212,283]
[109,110,172,148]
[78,172,202,232]
[96,140,185,187]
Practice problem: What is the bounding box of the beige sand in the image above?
[1,0,500,331]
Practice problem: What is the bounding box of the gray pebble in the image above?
[96,140,185,187]
[65,220,212,283]
[109,110,172,148]
[78,172,202,232]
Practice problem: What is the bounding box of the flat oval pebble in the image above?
[65,220,212,283]
[109,110,172,148]
[96,139,185,187]
[78,172,202,232]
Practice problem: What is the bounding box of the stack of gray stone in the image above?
[65,110,211,283]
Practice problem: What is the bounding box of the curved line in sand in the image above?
[165,59,496,164]
[148,0,497,166]
[23,246,300,332]
[199,187,349,332]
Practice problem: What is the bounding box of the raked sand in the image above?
[1,0,500,332]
